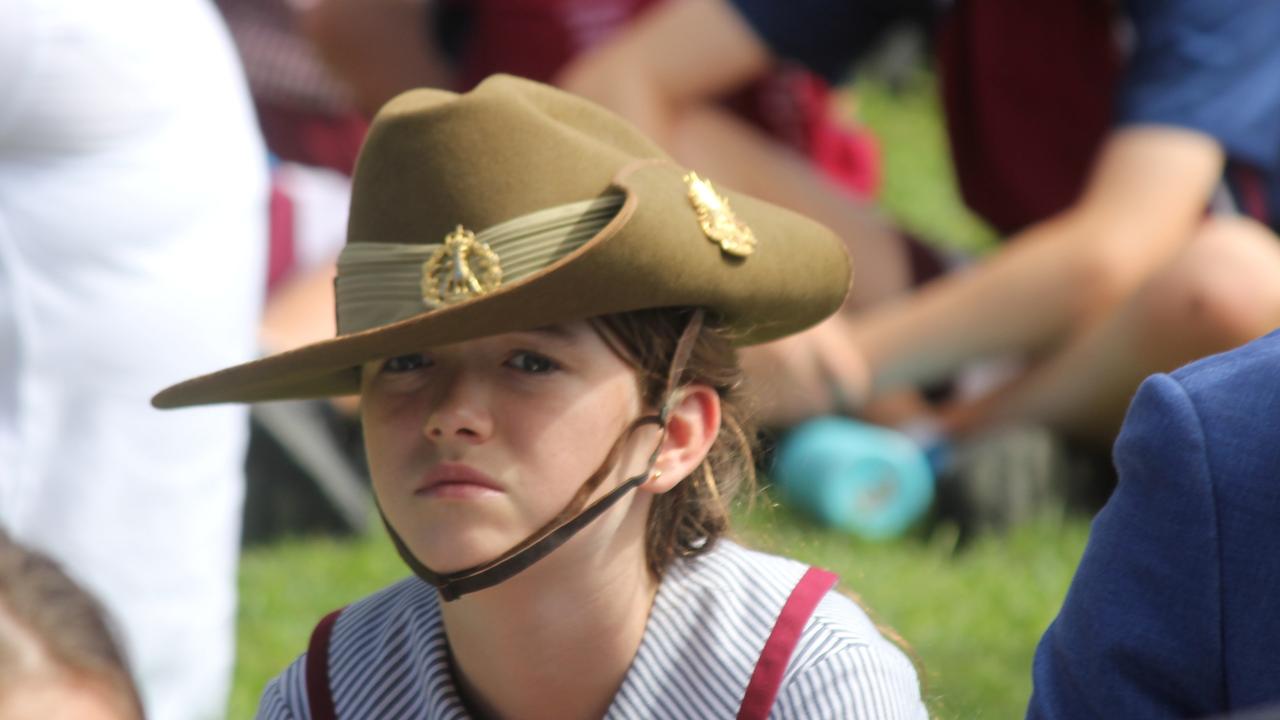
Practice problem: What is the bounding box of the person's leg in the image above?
[943,216,1280,444]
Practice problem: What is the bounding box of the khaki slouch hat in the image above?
[153,74,851,409]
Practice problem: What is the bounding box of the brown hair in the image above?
[599,310,928,699]
[0,531,143,719]
[591,308,759,579]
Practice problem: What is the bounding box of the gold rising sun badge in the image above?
[421,225,503,307]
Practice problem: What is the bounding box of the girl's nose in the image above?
[422,371,494,444]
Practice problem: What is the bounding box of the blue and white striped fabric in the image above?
[258,540,926,719]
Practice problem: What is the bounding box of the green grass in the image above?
[231,71,1086,718]
[232,531,405,718]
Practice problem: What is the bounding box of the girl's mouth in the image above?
[416,462,504,499]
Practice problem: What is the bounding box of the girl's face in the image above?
[360,321,653,574]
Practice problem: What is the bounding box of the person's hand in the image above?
[740,314,870,427]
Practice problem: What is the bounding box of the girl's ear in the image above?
[640,383,721,495]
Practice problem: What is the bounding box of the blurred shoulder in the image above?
[1170,328,1280,405]
[1154,329,1280,478]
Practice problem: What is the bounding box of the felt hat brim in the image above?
[153,77,851,409]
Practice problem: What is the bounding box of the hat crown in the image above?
[348,75,667,249]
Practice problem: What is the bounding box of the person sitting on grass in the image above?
[154,75,926,719]
[0,531,143,720]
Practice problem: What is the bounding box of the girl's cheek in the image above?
[360,399,421,461]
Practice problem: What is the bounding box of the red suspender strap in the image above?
[737,567,839,720]
[1233,164,1271,225]
[305,608,344,720]
[265,177,296,295]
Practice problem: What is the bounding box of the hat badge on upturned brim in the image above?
[685,172,756,257]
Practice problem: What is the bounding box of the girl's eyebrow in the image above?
[524,324,580,341]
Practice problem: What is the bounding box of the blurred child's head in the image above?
[0,532,143,720]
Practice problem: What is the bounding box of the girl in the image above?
[156,74,925,719]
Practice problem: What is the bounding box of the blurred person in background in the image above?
[559,0,1280,445]
[0,1,267,718]
[216,0,372,177]
[1029,328,1280,717]
[214,0,362,358]
[232,0,932,432]
[0,531,144,720]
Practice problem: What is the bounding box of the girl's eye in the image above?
[507,351,559,374]
[381,353,430,373]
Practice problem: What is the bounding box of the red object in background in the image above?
[266,176,296,294]
[453,0,881,199]
[257,103,368,177]
[1232,163,1273,225]
[938,0,1120,236]
[784,70,880,199]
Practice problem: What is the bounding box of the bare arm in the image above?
[557,0,772,144]
[854,125,1225,395]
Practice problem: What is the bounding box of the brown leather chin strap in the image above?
[382,414,665,601]
[381,309,706,602]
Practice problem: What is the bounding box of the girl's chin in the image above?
[403,536,520,575]
[390,510,564,576]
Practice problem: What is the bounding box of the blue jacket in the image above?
[1029,329,1280,717]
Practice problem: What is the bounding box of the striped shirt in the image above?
[257,540,927,719]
